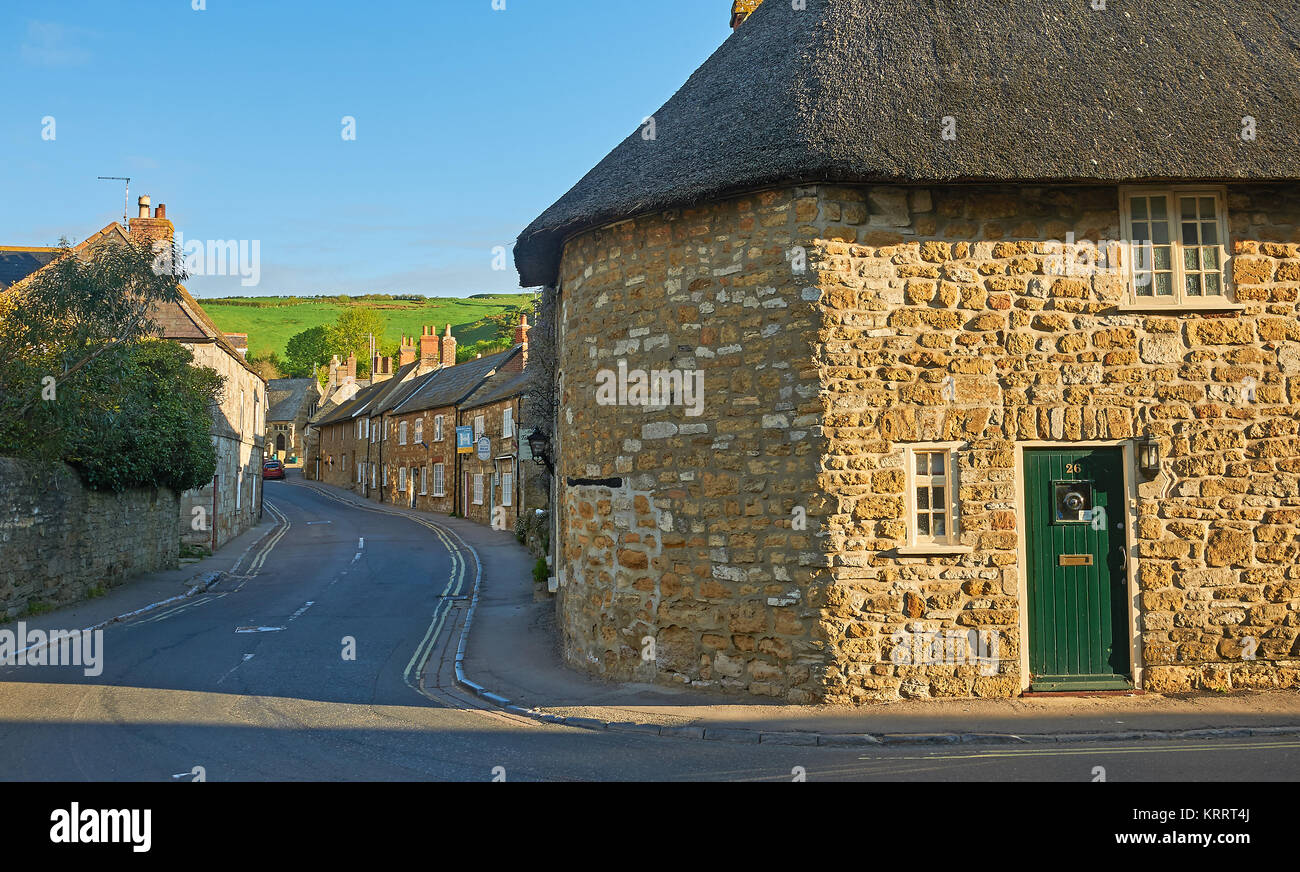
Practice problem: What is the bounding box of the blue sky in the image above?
[1,0,730,297]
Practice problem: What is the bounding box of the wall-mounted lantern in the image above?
[527,429,554,475]
[1137,436,1161,477]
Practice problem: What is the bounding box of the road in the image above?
[0,478,1295,782]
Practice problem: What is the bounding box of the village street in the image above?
[0,473,1294,783]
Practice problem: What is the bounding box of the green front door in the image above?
[1025,448,1132,690]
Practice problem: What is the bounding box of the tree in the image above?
[283,325,332,378]
[329,307,386,378]
[0,238,223,491]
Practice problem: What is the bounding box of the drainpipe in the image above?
[211,474,218,553]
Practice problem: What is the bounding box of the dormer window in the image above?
[1120,187,1231,307]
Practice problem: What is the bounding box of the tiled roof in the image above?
[394,347,520,414]
[313,380,387,426]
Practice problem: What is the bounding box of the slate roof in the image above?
[314,380,387,426]
[460,367,531,412]
[266,378,319,423]
[394,347,520,414]
[514,0,1300,287]
[0,248,60,290]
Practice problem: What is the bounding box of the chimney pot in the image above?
[155,203,166,219]
[137,195,151,218]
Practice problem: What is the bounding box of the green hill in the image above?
[196,294,536,359]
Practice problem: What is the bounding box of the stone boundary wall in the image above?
[0,458,179,617]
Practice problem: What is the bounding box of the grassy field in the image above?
[195,294,537,358]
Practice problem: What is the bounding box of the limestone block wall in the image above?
[0,458,179,617]
[553,181,1300,704]
[555,189,829,702]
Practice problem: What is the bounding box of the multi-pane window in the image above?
[414,418,423,444]
[434,415,443,441]
[910,449,954,545]
[433,463,445,497]
[420,466,427,495]
[502,408,514,439]
[1122,188,1229,305]
[501,472,513,506]
[473,473,484,505]
[383,465,389,486]
[371,464,376,488]
[399,467,406,491]
[399,421,408,445]
[474,415,485,440]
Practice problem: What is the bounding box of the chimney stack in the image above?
[440,324,457,368]
[419,325,440,368]
[345,352,357,382]
[128,194,175,248]
[504,314,530,373]
[399,335,417,367]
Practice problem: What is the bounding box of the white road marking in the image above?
[358,538,364,549]
[289,602,315,621]
[306,521,332,525]
[234,626,285,634]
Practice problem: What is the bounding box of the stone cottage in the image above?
[513,0,1300,702]
[2,198,268,553]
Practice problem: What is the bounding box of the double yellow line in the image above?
[288,482,472,693]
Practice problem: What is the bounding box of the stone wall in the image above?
[809,182,1300,701]
[555,189,827,701]
[552,181,1300,703]
[0,458,179,617]
[460,397,523,529]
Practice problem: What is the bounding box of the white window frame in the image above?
[501,471,513,507]
[474,415,485,440]
[473,473,484,505]
[1119,186,1232,308]
[371,464,376,488]
[384,465,389,486]
[434,415,443,442]
[420,466,428,495]
[502,407,513,439]
[414,418,423,444]
[903,445,960,549]
[399,467,407,491]
[433,463,445,497]
[400,421,408,446]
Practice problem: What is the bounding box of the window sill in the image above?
[1114,302,1245,314]
[895,544,972,556]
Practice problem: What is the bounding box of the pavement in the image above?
[296,478,1300,747]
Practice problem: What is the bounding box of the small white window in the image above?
[420,466,428,495]
[384,465,389,486]
[433,463,445,497]
[399,467,407,491]
[400,421,408,445]
[414,418,423,444]
[1120,187,1231,306]
[501,472,512,507]
[474,415,485,440]
[473,473,484,505]
[905,446,959,547]
[371,464,376,488]
[502,407,513,439]
[384,419,389,441]
[434,415,443,441]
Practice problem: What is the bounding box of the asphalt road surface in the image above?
[1,480,1294,782]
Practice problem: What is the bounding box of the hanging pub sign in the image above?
[456,425,474,454]
[477,436,491,461]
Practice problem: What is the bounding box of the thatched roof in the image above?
[515,0,1300,287]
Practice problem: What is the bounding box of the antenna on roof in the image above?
[97,176,131,226]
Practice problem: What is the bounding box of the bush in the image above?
[532,558,548,584]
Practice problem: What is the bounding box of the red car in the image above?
[262,459,286,480]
